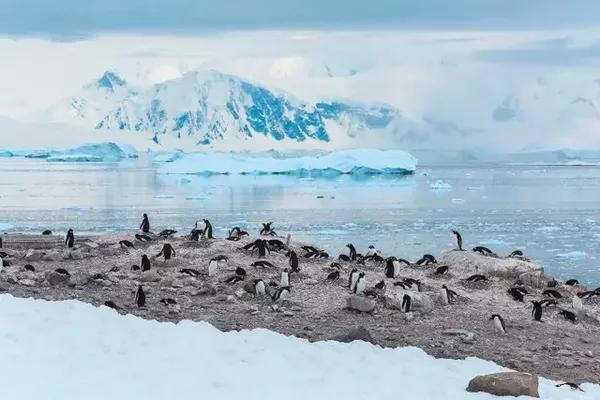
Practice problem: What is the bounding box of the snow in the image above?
[0,295,597,400]
[158,148,417,176]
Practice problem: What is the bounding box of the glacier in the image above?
[7,142,138,163]
[158,148,417,176]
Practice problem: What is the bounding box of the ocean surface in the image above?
[1,156,599,286]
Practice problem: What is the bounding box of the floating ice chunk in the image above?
[0,150,13,157]
[430,180,452,191]
[555,251,588,260]
[47,154,104,162]
[318,229,347,235]
[451,198,465,204]
[154,151,184,163]
[466,186,483,191]
[154,194,175,199]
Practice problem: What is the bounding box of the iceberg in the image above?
[158,149,417,176]
[0,150,13,158]
[430,180,452,191]
[5,142,138,163]
[0,223,14,231]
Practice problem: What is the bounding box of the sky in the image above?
[1,1,600,151]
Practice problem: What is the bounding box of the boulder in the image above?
[45,271,70,286]
[197,284,217,296]
[329,326,375,344]
[346,295,375,313]
[466,372,539,398]
[42,251,63,262]
[24,249,44,262]
[19,279,36,287]
[441,251,544,287]
[442,329,476,344]
[140,271,161,283]
[383,292,434,313]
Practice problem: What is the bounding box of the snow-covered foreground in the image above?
[158,148,417,175]
[0,295,597,400]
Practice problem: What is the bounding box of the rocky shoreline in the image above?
[0,231,599,384]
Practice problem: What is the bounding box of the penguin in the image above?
[272,286,291,302]
[104,301,120,311]
[254,279,266,296]
[23,264,35,272]
[65,229,74,248]
[160,298,177,306]
[365,245,377,257]
[363,289,378,298]
[555,382,584,392]
[287,250,300,272]
[539,299,558,307]
[440,284,457,305]
[208,258,219,276]
[346,243,357,260]
[348,268,359,290]
[119,240,135,249]
[451,230,463,250]
[490,314,507,334]
[472,246,496,256]
[212,255,228,262]
[280,268,290,287]
[464,274,488,282]
[547,279,559,288]
[509,250,523,258]
[135,234,153,242]
[156,243,176,260]
[416,254,437,266]
[131,264,140,271]
[55,268,70,276]
[135,286,146,307]
[250,260,275,269]
[267,239,286,252]
[0,236,2,248]
[374,280,385,290]
[330,262,342,270]
[141,254,151,272]
[531,301,543,321]
[401,294,411,313]
[565,279,579,286]
[201,219,214,239]
[190,228,203,241]
[513,286,529,295]
[180,268,201,277]
[42,229,52,235]
[542,289,563,299]
[507,288,524,302]
[236,266,247,277]
[158,229,177,238]
[577,290,596,299]
[435,265,449,274]
[353,272,366,294]
[260,222,276,236]
[224,275,245,284]
[338,254,351,262]
[559,309,577,323]
[384,258,396,278]
[572,295,584,315]
[327,270,340,280]
[140,213,150,233]
[301,245,319,254]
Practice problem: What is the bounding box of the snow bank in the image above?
[158,149,417,176]
[0,295,596,400]
[12,142,138,162]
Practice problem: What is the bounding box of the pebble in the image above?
[557,349,570,357]
[584,351,593,358]
[283,311,294,317]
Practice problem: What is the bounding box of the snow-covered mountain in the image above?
[49,70,401,150]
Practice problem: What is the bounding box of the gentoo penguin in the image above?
[547,279,559,288]
[104,301,120,310]
[202,219,214,239]
[374,280,385,290]
[141,254,151,272]
[384,258,396,278]
[346,243,357,260]
[401,294,411,313]
[287,250,300,272]
[348,268,359,290]
[572,295,584,315]
[542,289,563,299]
[131,264,140,271]
[260,222,276,236]
[24,264,35,272]
[135,234,152,242]
[416,254,437,266]
[435,265,449,274]
[280,268,290,287]
[365,245,377,257]
[208,258,219,276]
[180,268,201,277]
[236,266,247,277]
[472,246,496,256]
[353,272,366,294]
[55,268,70,276]
[327,270,340,280]
[250,260,275,269]
[559,309,577,323]
[531,301,543,321]
[212,255,228,262]
[65,229,74,248]
[440,284,457,305]
[160,298,177,306]
[490,314,507,334]
[42,229,52,235]
[555,382,584,392]
[243,239,269,257]
[339,254,351,262]
[565,279,579,286]
[140,213,150,233]
[135,286,146,307]
[156,243,176,260]
[224,275,244,284]
[539,299,558,307]
[158,229,177,238]
[119,240,135,249]
[330,262,342,270]
[267,239,286,252]
[464,274,488,282]
[254,279,266,296]
[507,288,525,302]
[272,286,290,302]
[509,250,523,258]
[451,230,463,250]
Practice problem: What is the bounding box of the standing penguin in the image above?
[353,272,366,294]
[531,301,543,322]
[346,243,357,260]
[280,268,290,287]
[140,214,150,233]
[157,243,176,261]
[440,284,457,305]
[451,230,463,251]
[141,254,151,272]
[490,314,507,334]
[254,279,266,296]
[384,258,396,278]
[287,250,300,273]
[572,295,584,316]
[401,294,412,313]
[202,219,214,239]
[348,268,359,290]
[135,286,146,307]
[65,229,74,248]
[208,258,218,276]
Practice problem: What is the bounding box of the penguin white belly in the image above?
[255,281,266,296]
[572,296,584,315]
[208,260,218,276]
[355,278,366,294]
[392,261,400,277]
[278,289,290,301]
[280,272,289,287]
[493,318,506,334]
[439,288,449,305]
[350,274,359,291]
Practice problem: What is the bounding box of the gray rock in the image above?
[329,326,375,344]
[140,271,161,283]
[442,329,476,344]
[45,271,70,286]
[466,372,539,398]
[24,249,44,262]
[243,282,256,294]
[19,279,36,287]
[383,293,433,313]
[42,251,63,262]
[346,295,375,313]
[197,284,218,296]
[584,351,593,358]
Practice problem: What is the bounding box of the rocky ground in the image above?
[1,231,599,384]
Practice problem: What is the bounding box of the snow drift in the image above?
[158,148,417,176]
[0,295,596,400]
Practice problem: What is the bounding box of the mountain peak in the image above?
[96,71,126,91]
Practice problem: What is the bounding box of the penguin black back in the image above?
[141,254,151,271]
[135,286,146,307]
